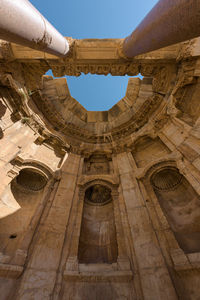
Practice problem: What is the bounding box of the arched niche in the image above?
[0,167,50,258]
[132,135,170,168]
[151,167,200,253]
[78,184,118,264]
[15,168,48,191]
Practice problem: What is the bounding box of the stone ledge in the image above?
[170,249,200,272]
[63,269,133,282]
[0,263,23,278]
[187,252,200,269]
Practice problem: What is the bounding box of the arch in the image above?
[143,160,177,180]
[84,185,112,206]
[151,167,183,191]
[14,168,48,192]
[79,178,118,196]
[10,157,54,179]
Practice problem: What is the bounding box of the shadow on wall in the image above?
[0,100,7,140]
[151,167,200,253]
[132,135,171,168]
[0,168,49,259]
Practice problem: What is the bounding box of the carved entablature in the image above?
[1,38,200,155]
[83,154,111,175]
[0,38,182,77]
[153,118,170,134]
[31,88,164,146]
[52,62,140,77]
[171,59,200,126]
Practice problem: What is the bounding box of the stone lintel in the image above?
[0,263,23,278]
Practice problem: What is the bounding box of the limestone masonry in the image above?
[0,37,200,299]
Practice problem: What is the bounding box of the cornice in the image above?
[0,40,199,155]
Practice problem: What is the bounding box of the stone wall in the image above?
[0,38,200,299]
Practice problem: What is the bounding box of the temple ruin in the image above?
[0,0,200,299]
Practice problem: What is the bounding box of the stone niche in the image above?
[151,167,200,253]
[83,154,111,175]
[78,184,118,264]
[0,168,48,259]
[16,168,48,191]
[132,136,170,168]
[175,77,200,126]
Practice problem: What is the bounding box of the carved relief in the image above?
[152,65,176,94]
[125,77,141,103]
[52,62,140,77]
[140,64,159,77]
[174,77,200,126]
[153,114,170,132]
[172,60,197,97]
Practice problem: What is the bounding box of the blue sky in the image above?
[30,0,158,110]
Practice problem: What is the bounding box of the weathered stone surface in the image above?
[0,37,200,300]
